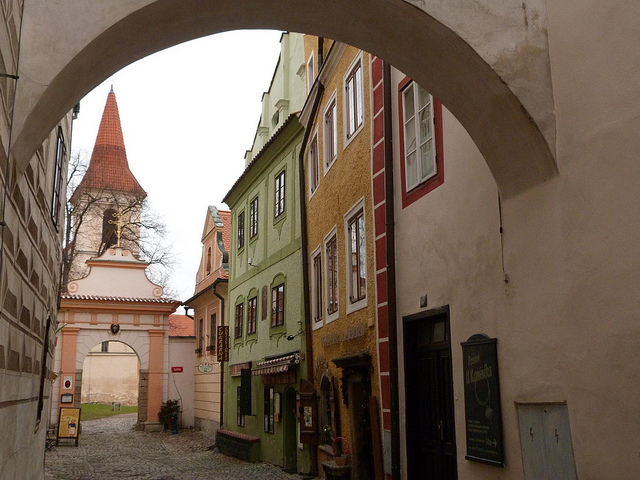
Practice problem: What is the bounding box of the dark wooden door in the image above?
[405,313,457,480]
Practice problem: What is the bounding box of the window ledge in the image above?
[346,297,367,315]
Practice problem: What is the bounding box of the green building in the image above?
[220,32,311,474]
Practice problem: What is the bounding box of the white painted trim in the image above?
[306,51,315,96]
[308,128,320,199]
[310,245,324,330]
[342,50,365,150]
[343,197,368,315]
[323,226,339,324]
[322,89,339,176]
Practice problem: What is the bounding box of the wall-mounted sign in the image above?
[461,334,504,467]
[171,367,183,373]
[298,379,317,445]
[57,407,81,446]
[216,325,229,362]
[198,362,214,373]
[229,362,252,377]
[321,322,366,347]
[62,375,73,390]
[60,393,73,404]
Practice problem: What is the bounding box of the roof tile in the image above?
[77,90,146,195]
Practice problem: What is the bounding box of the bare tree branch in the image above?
[62,149,176,297]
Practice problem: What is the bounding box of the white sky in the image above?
[70,30,285,301]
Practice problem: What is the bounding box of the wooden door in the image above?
[405,312,457,480]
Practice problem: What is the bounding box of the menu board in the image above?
[461,335,504,467]
[57,407,81,446]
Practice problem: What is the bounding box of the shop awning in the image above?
[252,353,300,376]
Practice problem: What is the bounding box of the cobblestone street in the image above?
[45,414,306,480]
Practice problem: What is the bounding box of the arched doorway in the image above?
[11,0,556,197]
[80,341,141,421]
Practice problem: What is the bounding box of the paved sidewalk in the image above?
[45,414,306,480]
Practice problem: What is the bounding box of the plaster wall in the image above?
[225,100,308,471]
[69,194,142,281]
[246,33,306,165]
[168,337,195,428]
[191,293,224,433]
[67,248,163,298]
[0,3,72,470]
[390,32,640,477]
[81,343,139,405]
[303,44,380,469]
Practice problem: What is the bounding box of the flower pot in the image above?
[334,454,349,466]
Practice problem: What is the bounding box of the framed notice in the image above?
[461,334,504,467]
[57,407,81,446]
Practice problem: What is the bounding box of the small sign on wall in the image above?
[62,375,73,390]
[171,367,183,373]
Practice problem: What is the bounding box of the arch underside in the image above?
[14,0,556,197]
[75,329,148,370]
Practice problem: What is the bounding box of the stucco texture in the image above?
[304,44,380,465]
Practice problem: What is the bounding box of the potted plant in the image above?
[158,399,181,431]
[332,436,350,466]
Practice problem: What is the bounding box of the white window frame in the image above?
[308,128,320,198]
[323,226,339,323]
[323,90,338,175]
[342,51,365,149]
[344,197,368,314]
[311,245,324,330]
[307,52,315,94]
[402,82,437,191]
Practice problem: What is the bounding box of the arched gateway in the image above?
[52,247,180,430]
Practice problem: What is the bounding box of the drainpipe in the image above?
[298,80,325,476]
[212,278,227,430]
[317,37,324,69]
[382,61,401,480]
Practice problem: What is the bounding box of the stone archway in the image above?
[51,322,170,431]
[12,0,556,197]
[79,340,140,417]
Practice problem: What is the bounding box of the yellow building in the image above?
[302,38,382,480]
[183,206,230,434]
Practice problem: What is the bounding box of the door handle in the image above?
[438,420,444,441]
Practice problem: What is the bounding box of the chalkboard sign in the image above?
[461,334,504,467]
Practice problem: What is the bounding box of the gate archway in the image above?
[12,0,556,197]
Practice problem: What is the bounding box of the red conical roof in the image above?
[77,88,145,195]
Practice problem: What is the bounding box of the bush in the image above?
[158,399,181,429]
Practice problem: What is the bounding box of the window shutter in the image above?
[240,368,252,415]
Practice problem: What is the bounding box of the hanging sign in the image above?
[216,325,229,362]
[461,334,505,467]
[198,362,214,373]
[57,407,81,446]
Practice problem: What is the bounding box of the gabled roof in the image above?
[218,209,231,253]
[76,88,146,196]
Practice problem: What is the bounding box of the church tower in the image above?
[67,87,146,282]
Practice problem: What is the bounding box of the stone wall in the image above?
[0,3,73,477]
